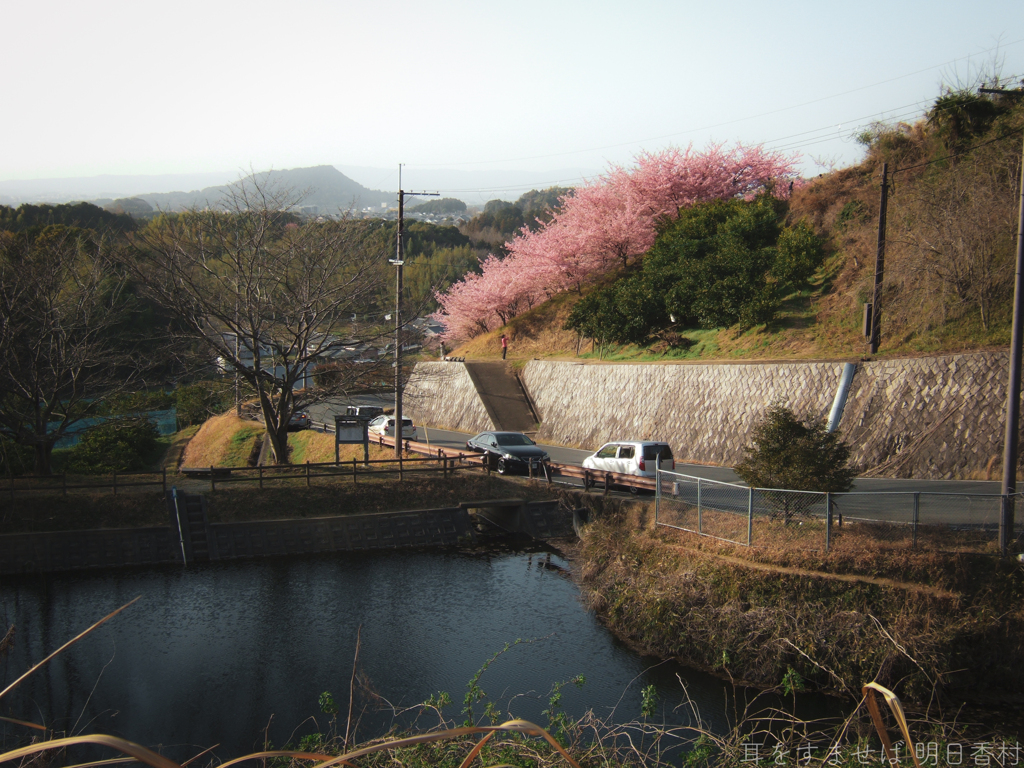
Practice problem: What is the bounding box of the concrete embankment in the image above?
[0,495,571,575]
[407,352,1018,480]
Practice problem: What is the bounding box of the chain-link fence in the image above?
[656,470,1024,554]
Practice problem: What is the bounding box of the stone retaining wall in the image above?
[511,352,1015,480]
[522,359,846,466]
[840,352,1014,479]
[404,362,494,434]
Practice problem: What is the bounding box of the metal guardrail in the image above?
[321,421,656,492]
[654,468,1024,554]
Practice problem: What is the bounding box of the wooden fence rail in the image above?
[5,469,168,499]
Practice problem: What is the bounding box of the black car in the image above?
[465,431,549,475]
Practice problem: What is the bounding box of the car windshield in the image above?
[495,434,535,446]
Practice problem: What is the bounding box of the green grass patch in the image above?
[222,425,262,467]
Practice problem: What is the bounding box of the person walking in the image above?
[500,333,508,360]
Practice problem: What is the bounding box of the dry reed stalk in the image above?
[0,597,140,703]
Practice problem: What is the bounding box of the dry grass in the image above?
[180,412,262,469]
[569,493,1024,706]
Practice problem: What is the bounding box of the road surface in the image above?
[305,395,1004,501]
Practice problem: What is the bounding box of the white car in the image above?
[582,441,675,477]
[367,415,417,440]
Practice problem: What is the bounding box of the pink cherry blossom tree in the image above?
[433,142,798,342]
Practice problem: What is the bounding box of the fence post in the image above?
[912,492,920,548]
[399,454,403,481]
[210,466,215,493]
[825,493,832,553]
[443,456,448,480]
[258,466,263,490]
[747,487,754,546]
[697,478,703,535]
[162,467,167,495]
[655,466,660,524]
[352,457,357,483]
[306,461,311,488]
[113,471,118,496]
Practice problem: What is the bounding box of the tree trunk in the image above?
[266,424,290,465]
[33,441,53,476]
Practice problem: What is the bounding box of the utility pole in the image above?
[391,165,438,458]
[982,87,1024,553]
[869,162,889,355]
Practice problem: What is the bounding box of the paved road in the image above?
[303,395,1005,499]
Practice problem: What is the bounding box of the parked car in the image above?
[367,415,417,439]
[346,405,385,419]
[582,441,675,490]
[465,431,549,475]
[288,410,311,430]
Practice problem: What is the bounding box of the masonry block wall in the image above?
[516,353,1016,479]
[521,360,846,466]
[404,362,494,435]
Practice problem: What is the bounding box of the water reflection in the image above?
[1,548,842,762]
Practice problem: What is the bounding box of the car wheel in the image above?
[628,484,640,496]
[497,457,508,475]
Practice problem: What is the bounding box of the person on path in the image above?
[500,333,508,360]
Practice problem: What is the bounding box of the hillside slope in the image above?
[453,95,1023,364]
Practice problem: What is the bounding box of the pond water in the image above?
[0,547,845,763]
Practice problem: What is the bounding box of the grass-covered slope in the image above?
[453,96,1023,364]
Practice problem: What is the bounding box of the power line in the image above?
[892,127,1024,174]
[405,40,1024,170]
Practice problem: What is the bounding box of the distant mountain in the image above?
[0,166,395,214]
[337,165,596,205]
[138,166,395,214]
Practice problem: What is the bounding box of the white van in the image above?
[582,441,675,477]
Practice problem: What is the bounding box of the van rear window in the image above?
[643,445,673,461]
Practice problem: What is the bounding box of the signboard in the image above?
[335,418,366,443]
[334,415,370,464]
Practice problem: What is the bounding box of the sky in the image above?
[2,0,1023,199]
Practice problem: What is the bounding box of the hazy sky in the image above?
[2,0,1022,196]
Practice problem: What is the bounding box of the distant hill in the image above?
[0,166,395,214]
[138,166,394,214]
[0,201,137,233]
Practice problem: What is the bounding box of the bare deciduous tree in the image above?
[0,226,145,474]
[131,177,391,464]
[887,142,1020,332]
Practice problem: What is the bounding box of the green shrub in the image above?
[65,417,160,474]
[564,195,825,345]
[175,380,235,427]
[735,404,855,493]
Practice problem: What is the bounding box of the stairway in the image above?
[463,361,539,433]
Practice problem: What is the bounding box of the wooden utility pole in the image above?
[869,163,889,355]
[981,87,1024,554]
[998,125,1024,553]
[391,166,438,458]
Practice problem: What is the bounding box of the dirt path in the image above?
[673,545,958,599]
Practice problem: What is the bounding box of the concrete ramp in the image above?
[463,361,539,433]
